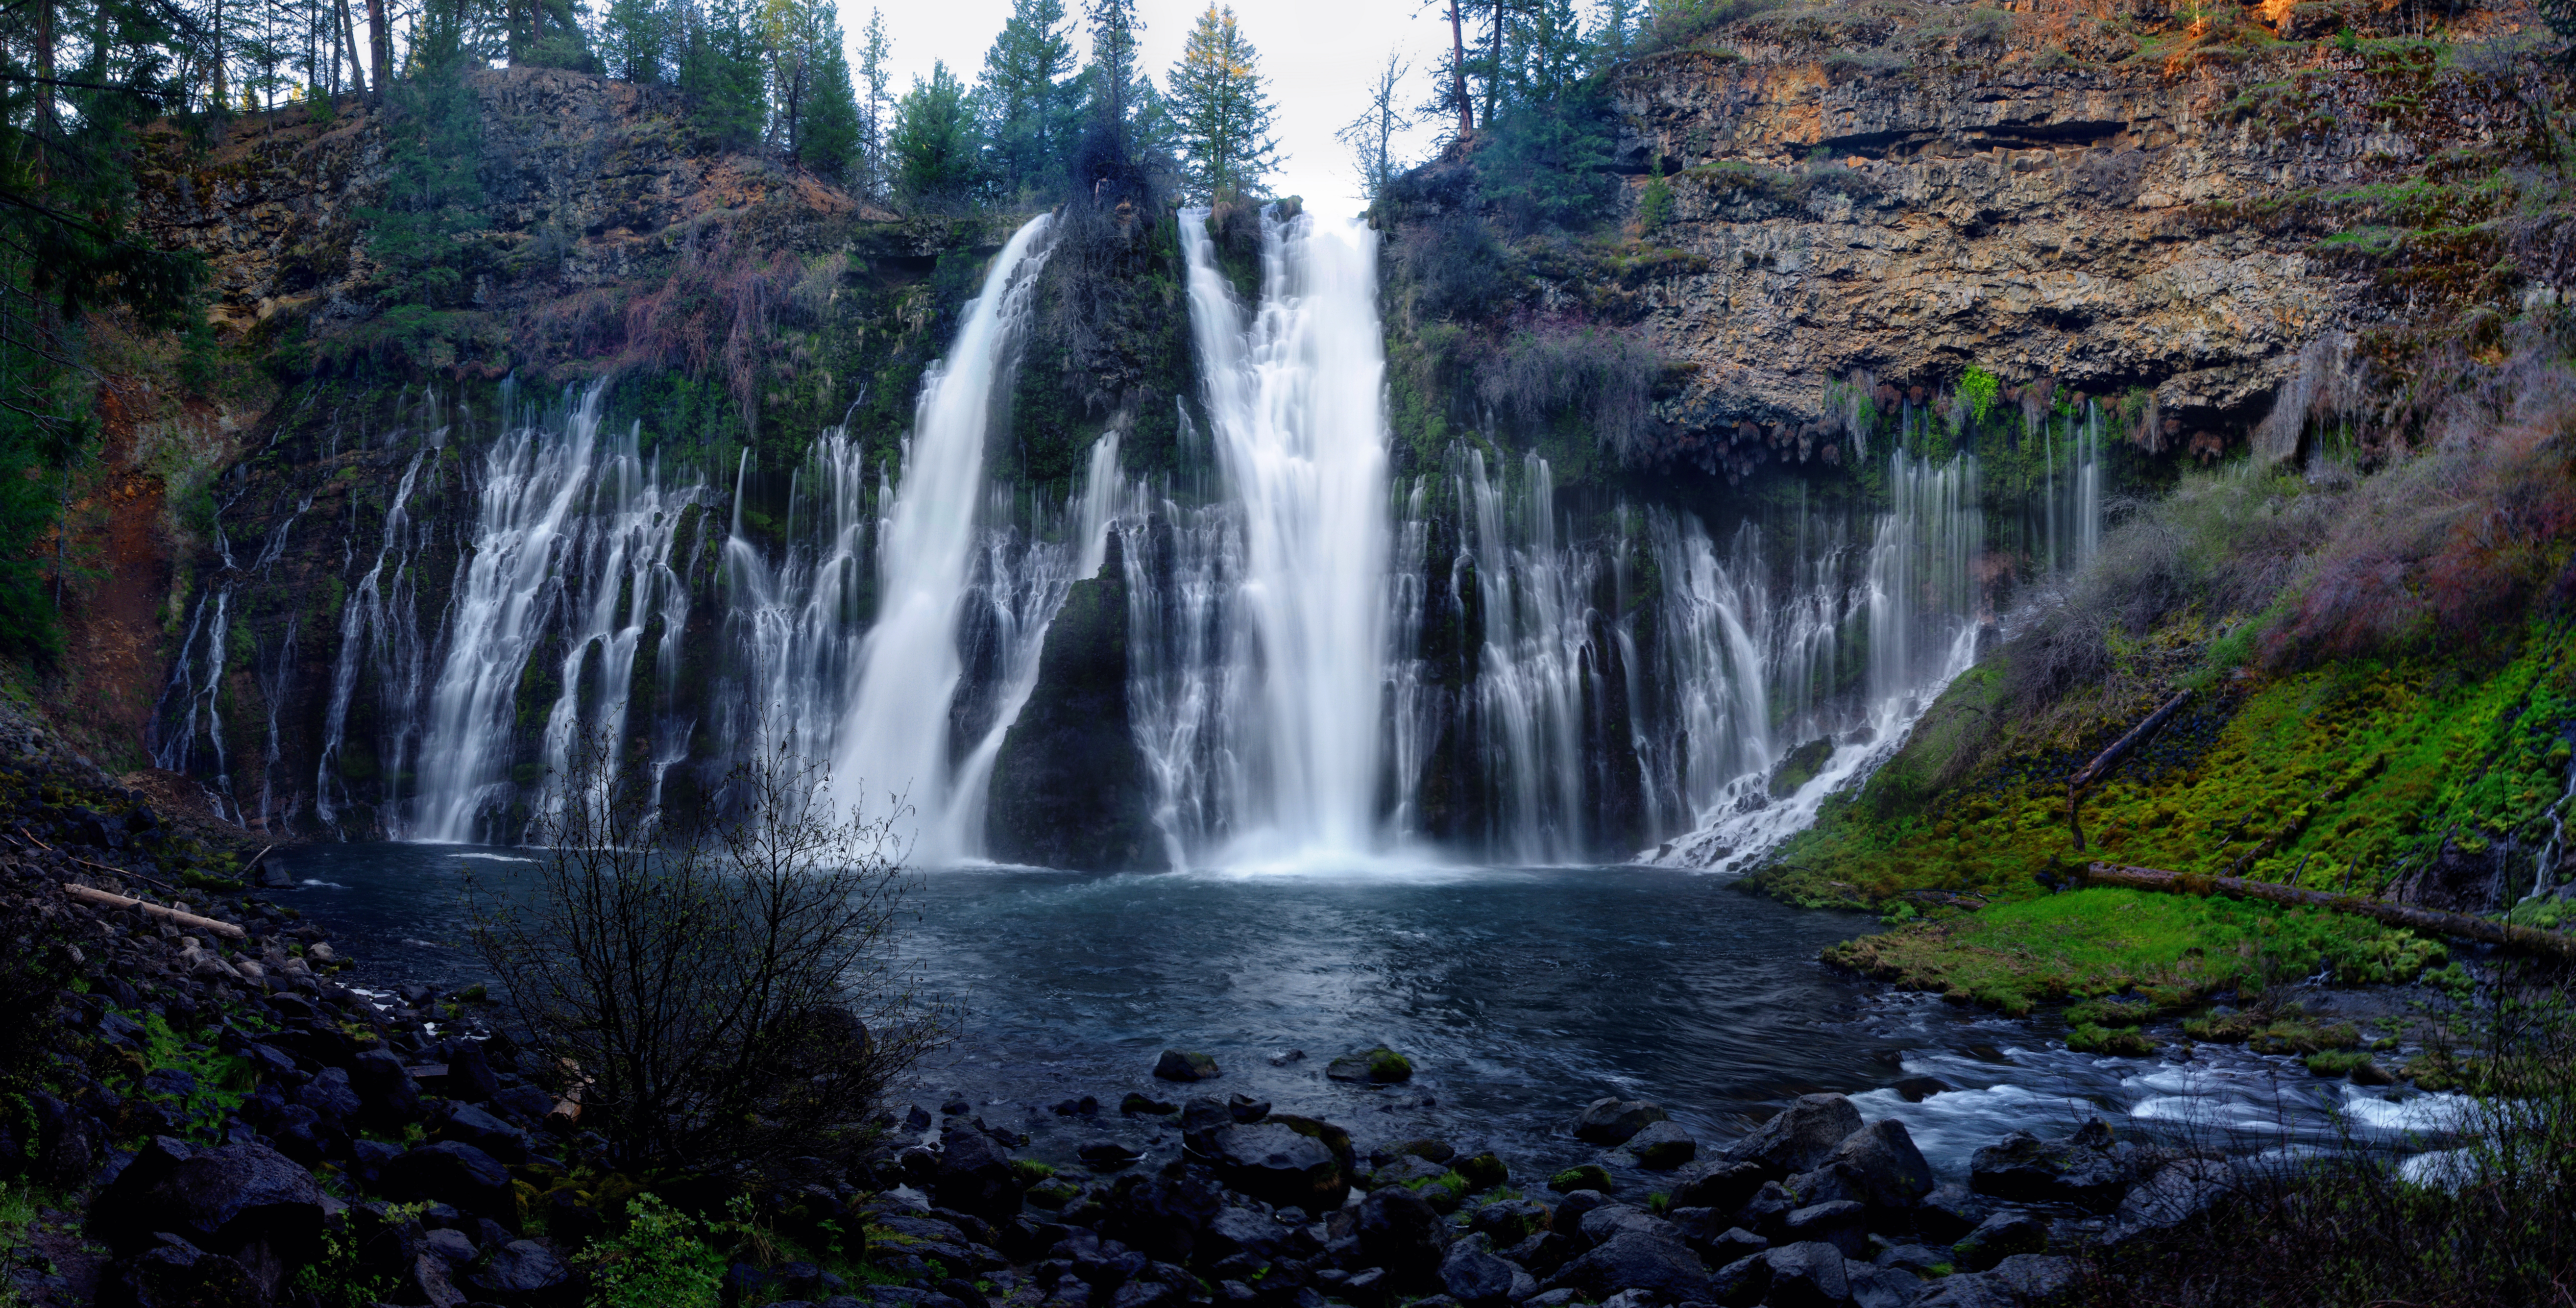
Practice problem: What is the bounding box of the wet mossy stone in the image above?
[1456,1151,1509,1191]
[1768,738,1833,799]
[1327,1045,1413,1083]
[1122,1091,1180,1114]
[1549,1163,1614,1194]
[1153,1050,1221,1082]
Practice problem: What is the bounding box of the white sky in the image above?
[850,0,1459,215]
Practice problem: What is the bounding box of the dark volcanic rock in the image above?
[1625,1120,1697,1170]
[1670,1160,1767,1213]
[1546,1231,1713,1303]
[934,1125,1021,1220]
[987,534,1157,871]
[1759,1241,1851,1308]
[1826,1117,1935,1210]
[1573,1098,1668,1146]
[1210,1122,1346,1210]
[380,1141,515,1223]
[1968,1119,2138,1212]
[94,1138,327,1262]
[1357,1185,1449,1289]
[1723,1094,1861,1177]
[464,1239,573,1302]
[1439,1238,1519,1306]
[1952,1212,2047,1271]
[1152,1050,1222,1082]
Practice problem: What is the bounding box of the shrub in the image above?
[1477,320,1660,464]
[582,1193,724,1308]
[1477,97,1618,231]
[468,731,947,1177]
[1397,213,1510,324]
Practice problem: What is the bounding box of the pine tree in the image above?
[1081,0,1142,140]
[976,0,1076,202]
[855,7,893,200]
[599,0,671,82]
[678,0,767,148]
[795,9,863,182]
[1164,3,1277,202]
[888,60,978,208]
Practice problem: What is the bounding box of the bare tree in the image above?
[468,729,946,1175]
[1337,49,1410,202]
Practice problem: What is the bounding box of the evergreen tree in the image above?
[677,0,766,148]
[975,0,1075,202]
[888,60,977,208]
[855,7,893,200]
[366,0,487,306]
[795,14,862,182]
[599,0,670,82]
[1165,3,1276,202]
[1081,0,1141,139]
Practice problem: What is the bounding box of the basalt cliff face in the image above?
[1496,2,2563,480]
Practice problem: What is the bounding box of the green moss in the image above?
[1549,1164,1613,1194]
[2064,1023,2157,1056]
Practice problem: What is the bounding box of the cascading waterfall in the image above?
[1177,205,1393,865]
[411,384,699,842]
[155,482,315,829]
[824,213,1059,859]
[316,447,435,835]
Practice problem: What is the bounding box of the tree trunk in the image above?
[1449,0,1469,134]
[212,0,227,109]
[337,0,365,95]
[2083,862,2576,962]
[1486,1,1502,129]
[2066,688,2191,850]
[35,0,54,178]
[365,0,389,96]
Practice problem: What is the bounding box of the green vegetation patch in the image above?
[1821,888,2445,1016]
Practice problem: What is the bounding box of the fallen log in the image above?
[2068,689,2193,850]
[2084,862,2576,962]
[60,881,248,940]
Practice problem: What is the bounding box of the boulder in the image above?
[1670,1160,1767,1214]
[1197,1206,1292,1270]
[93,1138,327,1265]
[1180,1097,1234,1155]
[463,1239,573,1303]
[1826,1118,1934,1210]
[1951,1212,2046,1271]
[292,1067,362,1128]
[1625,1120,1697,1170]
[1710,1252,1769,1307]
[110,1234,263,1308]
[1968,1119,2137,1212]
[1546,1230,1713,1303]
[350,1049,424,1129]
[1915,1273,2017,1308]
[1572,1098,1668,1146]
[1103,1173,1223,1265]
[1734,1181,1797,1238]
[1782,1200,1869,1258]
[1723,1095,1861,1177]
[1210,1122,1346,1210]
[1917,1182,1986,1243]
[434,1102,532,1165]
[1469,1199,1551,1247]
[1548,1164,1613,1194]
[986,536,1159,870]
[1759,1240,1850,1308]
[1326,1047,1413,1083]
[380,1142,516,1223]
[1227,1094,1270,1123]
[1153,1050,1222,1082]
[1848,1259,1927,1308]
[1439,1238,1519,1306]
[1987,1253,2079,1304]
[447,1039,504,1104]
[1120,1092,1179,1115]
[1356,1185,1449,1289]
[1455,1152,1507,1191]
[2104,1158,2234,1243]
[1577,1205,1670,1248]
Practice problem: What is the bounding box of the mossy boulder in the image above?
[1328,1045,1413,1083]
[987,529,1159,871]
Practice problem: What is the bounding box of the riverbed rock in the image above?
[94,1137,327,1264]
[1326,1046,1413,1083]
[1759,1241,1851,1308]
[1577,1204,1671,1248]
[1783,1200,1869,1258]
[1547,1230,1713,1303]
[433,1102,531,1165]
[1357,1185,1449,1288]
[1625,1120,1697,1170]
[1153,1050,1222,1082]
[1848,1259,1928,1308]
[1917,1182,1987,1243]
[1211,1122,1346,1210]
[1951,1212,2046,1271]
[463,1239,573,1302]
[1724,1094,1862,1177]
[933,1124,1021,1220]
[1439,1237,1519,1306]
[1670,1160,1767,1213]
[2103,1157,2236,1244]
[1968,1119,2138,1211]
[1825,1118,1935,1210]
[1988,1253,2079,1303]
[1573,1098,1668,1145]
[1470,1198,1552,1246]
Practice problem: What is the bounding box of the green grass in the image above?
[1821,888,2445,1016]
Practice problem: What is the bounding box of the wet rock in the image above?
[291,1067,362,1128]
[1670,1160,1767,1214]
[1103,1173,1223,1265]
[1760,1241,1851,1308]
[2103,1158,2235,1244]
[1503,1229,1571,1276]
[350,1048,424,1129]
[1783,1200,1869,1258]
[433,1101,532,1165]
[1916,1183,1986,1243]
[1577,1205,1670,1248]
[1324,1045,1415,1085]
[1356,1185,1449,1289]
[1548,1164,1613,1194]
[1968,1119,2138,1212]
[1053,1096,1101,1117]
[1848,1259,1926,1308]
[1266,1115,1359,1182]
[1893,1077,1952,1103]
[1455,1151,1507,1191]
[1825,1118,1935,1210]
[1371,1138,1456,1167]
[1951,1212,2045,1271]
[1710,1252,1769,1306]
[1572,1098,1668,1146]
[1227,1094,1270,1123]
[1733,1181,1797,1238]
[1723,1094,1861,1178]
[934,1124,1021,1220]
[1078,1141,1147,1170]
[447,1039,504,1104]
[988,541,1158,871]
[1987,1253,2079,1304]
[1439,1237,1518,1306]
[1153,1050,1222,1082]
[1180,1097,1234,1154]
[1121,1092,1179,1115]
[1546,1230,1713,1303]
[1469,1199,1552,1247]
[1551,1189,1615,1235]
[1625,1120,1697,1170]
[1197,1207,1292,1270]
[1211,1122,1347,1210]
[93,1137,327,1267]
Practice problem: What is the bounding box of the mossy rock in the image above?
[1153,1049,1221,1082]
[2247,1019,2361,1056]
[1456,1151,1508,1191]
[1025,1178,1083,1209]
[2064,1023,2157,1057]
[1549,1164,1613,1194]
[1327,1045,1413,1084]
[1768,738,1833,799]
[1011,1159,1057,1186]
[1120,1091,1179,1115]
[2304,1048,2372,1077]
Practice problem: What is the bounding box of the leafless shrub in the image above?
[1478,320,1661,463]
[468,731,946,1176]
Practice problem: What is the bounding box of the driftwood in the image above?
[2084,862,2576,962]
[60,881,248,940]
[2067,689,2194,850]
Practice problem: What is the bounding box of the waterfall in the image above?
[1642,451,1984,871]
[155,483,317,828]
[826,213,1057,859]
[1460,451,1598,864]
[316,449,433,834]
[2076,399,2104,569]
[1179,205,1394,866]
